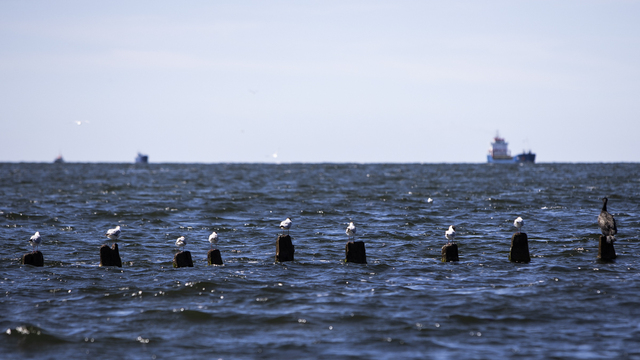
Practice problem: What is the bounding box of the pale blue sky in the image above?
[1,1,639,163]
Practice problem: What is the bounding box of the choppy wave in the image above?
[1,163,640,358]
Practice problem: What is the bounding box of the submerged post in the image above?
[173,251,194,268]
[345,241,367,264]
[441,243,459,262]
[509,233,531,263]
[275,234,294,262]
[100,244,122,267]
[208,249,223,265]
[598,236,616,261]
[22,251,44,267]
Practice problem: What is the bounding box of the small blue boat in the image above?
[135,153,149,164]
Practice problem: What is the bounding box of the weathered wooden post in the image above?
[173,251,194,268]
[597,236,616,261]
[100,244,122,267]
[275,234,294,262]
[509,233,531,263]
[208,249,223,265]
[345,241,367,264]
[441,243,459,262]
[22,251,44,267]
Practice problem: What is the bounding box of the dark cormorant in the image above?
[598,197,617,243]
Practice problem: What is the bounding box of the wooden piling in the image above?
[509,233,531,263]
[22,251,44,267]
[345,241,367,264]
[275,234,295,262]
[441,243,459,262]
[173,251,194,268]
[100,243,122,267]
[208,249,223,265]
[598,235,616,261]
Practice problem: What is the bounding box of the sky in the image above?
[1,0,639,163]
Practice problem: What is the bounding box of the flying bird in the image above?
[346,222,356,240]
[445,225,456,244]
[208,231,219,249]
[514,217,524,234]
[105,226,121,242]
[598,197,617,243]
[29,231,42,252]
[176,236,186,251]
[427,198,433,203]
[280,217,292,235]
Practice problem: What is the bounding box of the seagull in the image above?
[514,217,524,234]
[208,231,219,249]
[427,198,433,203]
[176,236,186,251]
[346,222,356,240]
[598,197,617,243]
[105,225,121,243]
[445,225,456,245]
[29,231,42,252]
[280,217,292,235]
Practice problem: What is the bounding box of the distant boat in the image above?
[135,153,149,164]
[54,154,64,163]
[487,134,535,164]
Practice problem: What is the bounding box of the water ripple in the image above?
[1,163,639,358]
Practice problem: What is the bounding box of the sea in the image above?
[1,163,639,359]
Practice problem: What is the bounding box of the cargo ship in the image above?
[487,134,535,164]
[135,153,149,164]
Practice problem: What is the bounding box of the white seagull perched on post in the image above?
[346,222,356,240]
[280,217,292,235]
[105,225,121,243]
[176,236,186,251]
[208,231,219,249]
[445,225,456,244]
[514,217,524,234]
[29,231,42,252]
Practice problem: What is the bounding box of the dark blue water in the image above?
[2,163,640,359]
